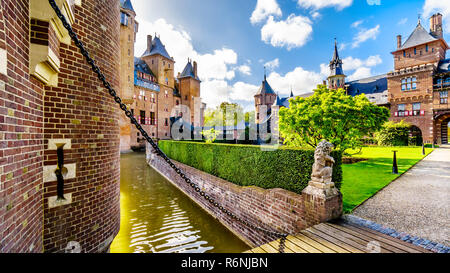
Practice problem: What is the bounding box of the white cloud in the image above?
[320,55,383,81]
[261,14,313,50]
[237,65,252,76]
[267,67,323,96]
[134,18,246,108]
[347,67,372,81]
[264,58,280,70]
[229,82,260,101]
[397,18,408,25]
[297,0,353,10]
[201,80,231,107]
[311,11,321,20]
[250,0,282,24]
[198,48,238,81]
[352,25,380,48]
[423,0,450,34]
[351,20,364,28]
[342,55,382,71]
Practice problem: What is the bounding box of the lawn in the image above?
[341,146,434,213]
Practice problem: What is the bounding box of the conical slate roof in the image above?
[400,20,437,50]
[120,0,135,12]
[273,94,283,106]
[329,39,344,76]
[257,76,276,95]
[179,60,200,81]
[142,36,173,60]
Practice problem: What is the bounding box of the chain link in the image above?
[48,0,288,252]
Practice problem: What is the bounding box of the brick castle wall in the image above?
[0,0,45,253]
[42,0,121,253]
[0,0,121,253]
[147,149,342,247]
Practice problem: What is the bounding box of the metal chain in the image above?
[48,0,288,252]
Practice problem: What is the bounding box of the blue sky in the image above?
[130,0,450,111]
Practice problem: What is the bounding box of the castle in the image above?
[119,0,205,152]
[256,14,450,145]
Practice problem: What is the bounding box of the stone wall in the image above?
[147,148,342,247]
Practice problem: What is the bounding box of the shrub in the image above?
[375,120,411,146]
[158,141,343,194]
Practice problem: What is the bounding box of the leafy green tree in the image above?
[279,85,389,151]
[375,120,411,146]
[204,102,245,127]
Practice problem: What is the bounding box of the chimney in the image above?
[430,13,443,39]
[193,61,197,78]
[397,35,402,49]
[147,35,153,52]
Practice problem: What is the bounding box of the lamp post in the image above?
[392,150,398,174]
[422,143,425,155]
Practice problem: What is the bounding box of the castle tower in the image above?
[0,0,121,252]
[178,59,202,126]
[254,72,277,124]
[388,15,449,144]
[141,35,175,88]
[328,39,346,89]
[119,0,138,152]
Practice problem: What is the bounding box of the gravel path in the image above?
[352,148,450,246]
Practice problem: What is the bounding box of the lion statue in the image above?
[311,140,335,183]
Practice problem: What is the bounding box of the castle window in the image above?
[398,104,405,117]
[165,77,169,85]
[120,12,128,26]
[401,77,417,91]
[176,100,179,105]
[414,48,416,55]
[165,90,168,98]
[426,45,428,52]
[440,91,448,104]
[403,50,405,57]
[140,110,146,125]
[150,112,156,125]
[165,118,168,126]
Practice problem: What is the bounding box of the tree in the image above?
[375,120,411,146]
[279,85,390,151]
[203,102,245,127]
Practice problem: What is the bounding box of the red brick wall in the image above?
[0,0,45,253]
[42,0,121,253]
[147,150,342,247]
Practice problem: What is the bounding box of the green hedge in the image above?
[158,141,342,194]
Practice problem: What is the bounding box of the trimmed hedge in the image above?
[158,141,342,194]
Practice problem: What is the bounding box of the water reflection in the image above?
[110,152,249,253]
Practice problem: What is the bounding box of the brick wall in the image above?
[0,0,45,253]
[42,0,121,253]
[0,0,121,253]
[147,149,342,247]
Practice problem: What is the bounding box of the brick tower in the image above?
[119,0,138,152]
[0,0,121,252]
[387,16,449,144]
[178,59,202,126]
[254,72,277,124]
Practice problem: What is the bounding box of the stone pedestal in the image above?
[302,181,342,226]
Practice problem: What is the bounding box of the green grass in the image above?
[341,146,433,213]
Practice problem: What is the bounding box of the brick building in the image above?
[119,1,205,152]
[257,14,450,145]
[0,0,121,252]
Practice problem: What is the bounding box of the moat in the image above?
[110,153,250,253]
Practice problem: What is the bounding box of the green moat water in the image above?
[110,152,250,253]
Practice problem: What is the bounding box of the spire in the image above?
[290,88,294,97]
[329,38,344,77]
[332,38,339,62]
[264,66,267,81]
